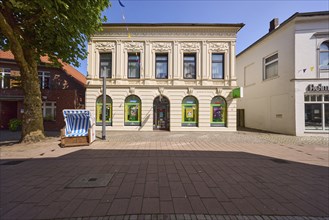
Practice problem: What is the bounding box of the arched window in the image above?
[211,96,226,127]
[125,95,141,126]
[319,41,329,70]
[96,95,112,126]
[182,96,198,127]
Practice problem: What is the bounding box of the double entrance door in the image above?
[153,96,170,130]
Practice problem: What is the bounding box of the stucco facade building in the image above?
[237,11,329,136]
[86,23,243,131]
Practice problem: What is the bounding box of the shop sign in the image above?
[306,84,329,92]
[232,87,243,98]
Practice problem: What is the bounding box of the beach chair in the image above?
[60,110,96,147]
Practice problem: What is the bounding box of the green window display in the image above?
[96,95,112,126]
[211,96,226,127]
[125,95,141,126]
[182,96,198,127]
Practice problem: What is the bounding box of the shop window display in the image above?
[304,94,329,131]
[125,95,141,126]
[96,95,112,126]
[211,96,226,127]
[182,96,198,127]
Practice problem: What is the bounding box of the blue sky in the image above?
[77,0,329,75]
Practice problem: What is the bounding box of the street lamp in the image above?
[101,66,107,140]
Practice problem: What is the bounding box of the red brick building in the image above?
[0,51,86,131]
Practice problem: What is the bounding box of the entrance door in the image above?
[153,96,169,130]
[0,101,18,129]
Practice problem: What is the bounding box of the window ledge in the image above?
[244,83,256,88]
[263,75,279,82]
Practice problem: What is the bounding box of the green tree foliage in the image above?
[0,0,110,142]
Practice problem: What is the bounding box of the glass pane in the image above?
[3,73,10,89]
[324,95,329,102]
[212,105,224,122]
[325,104,329,130]
[184,105,196,122]
[265,61,278,79]
[304,95,310,102]
[128,62,140,78]
[156,55,168,61]
[156,62,168,79]
[316,95,322,102]
[128,55,139,61]
[184,62,196,79]
[305,104,322,130]
[96,95,112,103]
[46,102,52,106]
[44,77,50,89]
[265,54,278,63]
[45,108,53,118]
[319,51,329,70]
[106,104,111,121]
[183,96,197,104]
[100,53,112,78]
[212,63,223,79]
[127,105,139,121]
[184,56,195,61]
[212,54,223,62]
[320,41,329,51]
[211,96,226,105]
[126,95,140,103]
[310,95,316,101]
[96,104,102,122]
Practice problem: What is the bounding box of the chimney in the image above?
[269,18,279,32]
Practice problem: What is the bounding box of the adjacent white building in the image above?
[86,23,243,131]
[237,11,329,136]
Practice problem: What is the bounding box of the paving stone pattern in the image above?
[0,130,328,219]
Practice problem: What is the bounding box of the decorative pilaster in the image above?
[230,41,236,83]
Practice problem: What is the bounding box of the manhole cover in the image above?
[270,159,289,164]
[66,174,114,188]
[1,160,25,165]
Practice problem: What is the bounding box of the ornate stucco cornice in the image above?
[95,42,115,51]
[152,42,172,51]
[209,42,229,51]
[94,28,237,39]
[124,42,144,50]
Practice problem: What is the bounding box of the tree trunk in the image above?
[0,12,45,143]
[19,49,45,143]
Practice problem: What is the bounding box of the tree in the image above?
[0,0,110,142]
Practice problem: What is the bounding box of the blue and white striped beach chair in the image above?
[60,110,95,147]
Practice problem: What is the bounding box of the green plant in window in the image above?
[8,118,22,132]
[44,115,54,121]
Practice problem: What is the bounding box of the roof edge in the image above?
[237,11,329,57]
[102,23,245,29]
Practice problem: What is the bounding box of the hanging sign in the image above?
[232,87,243,98]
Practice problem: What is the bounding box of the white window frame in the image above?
[127,53,141,79]
[42,101,56,120]
[155,53,169,79]
[304,94,329,131]
[0,68,11,89]
[99,53,112,78]
[211,53,224,79]
[38,71,50,89]
[263,53,278,80]
[319,40,329,71]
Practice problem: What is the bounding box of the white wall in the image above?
[237,22,296,134]
[294,16,329,135]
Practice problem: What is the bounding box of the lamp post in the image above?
[102,66,107,140]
